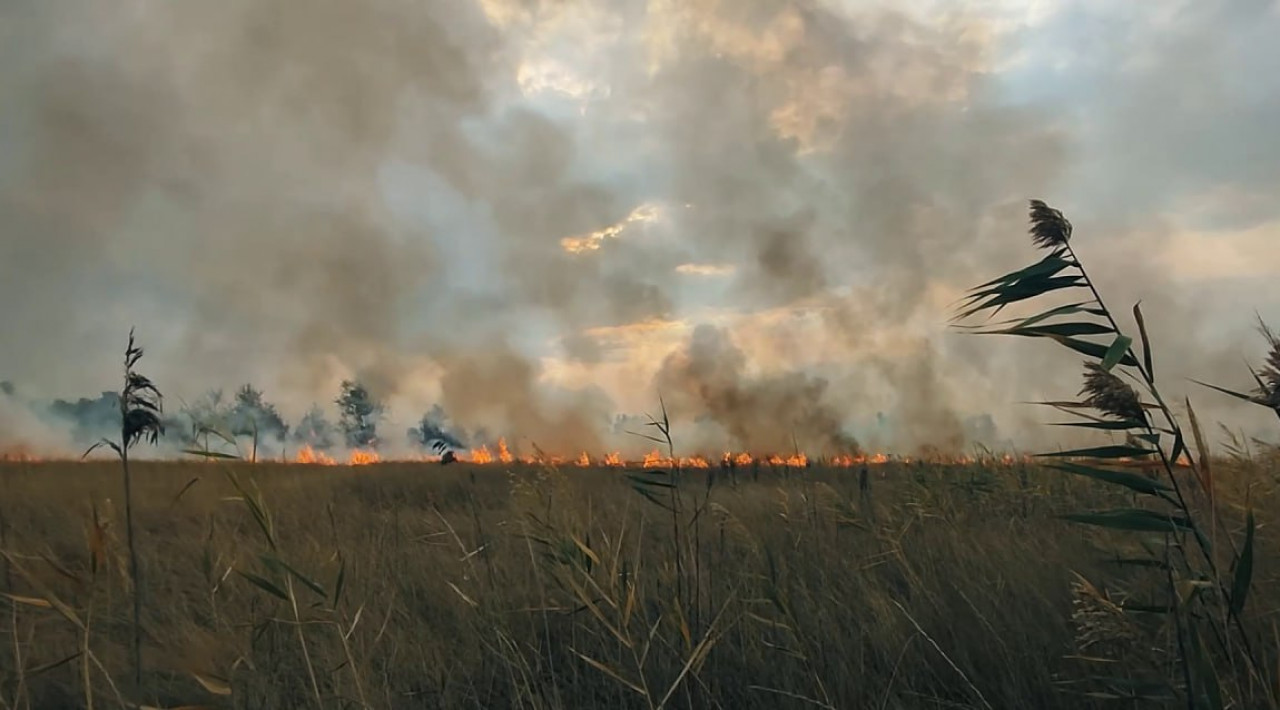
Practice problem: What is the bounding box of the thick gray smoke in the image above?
[654,323,864,455]
[1,0,1277,458]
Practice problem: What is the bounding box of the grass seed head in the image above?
[1028,199,1072,250]
[1080,362,1144,423]
[122,329,165,449]
[1070,576,1138,657]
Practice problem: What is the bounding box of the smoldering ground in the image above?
[1,0,1278,458]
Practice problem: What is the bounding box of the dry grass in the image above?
[947,198,1280,709]
[1,457,1276,709]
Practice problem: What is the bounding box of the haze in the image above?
[1,0,1278,456]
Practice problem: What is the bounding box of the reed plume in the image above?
[1079,363,1145,424]
[1027,199,1072,250]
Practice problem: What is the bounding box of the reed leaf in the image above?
[1045,336,1140,367]
[992,322,1116,339]
[236,569,289,602]
[1100,335,1133,372]
[966,248,1074,291]
[1229,509,1255,616]
[1062,509,1193,533]
[1049,420,1145,431]
[951,302,1107,331]
[955,275,1089,321]
[1036,445,1156,459]
[1045,462,1172,497]
[1132,302,1154,378]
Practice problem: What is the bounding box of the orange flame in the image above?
[22,439,1046,469]
[0,443,1051,468]
[468,445,494,464]
[295,445,337,465]
[0,445,43,462]
[829,453,891,466]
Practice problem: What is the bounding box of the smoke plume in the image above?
[654,324,860,455]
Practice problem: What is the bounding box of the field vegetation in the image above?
[1,200,1278,709]
[0,454,1273,710]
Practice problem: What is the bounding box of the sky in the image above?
[1,0,1277,456]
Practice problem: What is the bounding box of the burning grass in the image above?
[4,439,1016,470]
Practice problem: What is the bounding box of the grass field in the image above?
[1,457,1275,709]
[2,200,1275,709]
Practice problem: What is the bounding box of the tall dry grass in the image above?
[0,456,1276,709]
[953,199,1280,708]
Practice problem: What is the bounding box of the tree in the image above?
[228,384,288,441]
[293,404,337,450]
[407,403,466,449]
[48,391,124,444]
[336,380,383,449]
[178,388,237,454]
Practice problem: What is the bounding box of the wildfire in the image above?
[292,445,381,466]
[8,436,1040,469]
[762,453,809,467]
[0,445,42,462]
[295,445,337,465]
[632,452,808,470]
[828,453,891,466]
[0,443,1113,469]
[468,445,494,464]
[461,438,519,465]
